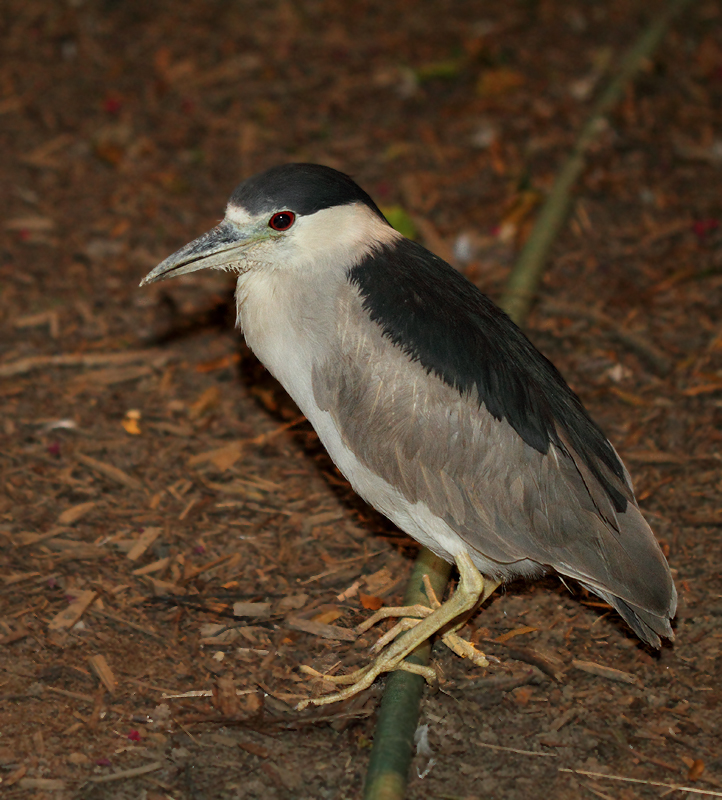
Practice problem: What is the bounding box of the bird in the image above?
[141,162,676,706]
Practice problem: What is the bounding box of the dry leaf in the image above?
[122,409,142,435]
[312,608,342,625]
[687,759,705,782]
[359,594,384,611]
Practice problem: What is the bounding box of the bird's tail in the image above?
[592,585,678,648]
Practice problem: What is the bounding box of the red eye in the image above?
[269,211,295,231]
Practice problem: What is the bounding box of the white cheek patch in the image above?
[270,204,402,277]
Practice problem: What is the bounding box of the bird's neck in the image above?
[234,269,337,413]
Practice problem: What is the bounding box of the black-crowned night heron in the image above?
[141,163,676,707]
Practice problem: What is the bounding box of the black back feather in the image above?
[348,239,629,513]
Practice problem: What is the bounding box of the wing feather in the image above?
[312,286,675,645]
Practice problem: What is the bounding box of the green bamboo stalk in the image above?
[363,2,694,797]
[363,549,451,800]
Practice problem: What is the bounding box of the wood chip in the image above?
[549,707,578,732]
[495,625,538,643]
[188,441,245,471]
[285,615,356,642]
[233,602,272,618]
[2,765,27,787]
[89,654,117,695]
[5,215,56,231]
[212,675,240,716]
[572,659,640,685]
[182,554,232,580]
[208,733,239,747]
[188,386,221,419]
[48,590,97,631]
[238,741,270,758]
[15,529,64,547]
[276,593,309,613]
[1,571,41,585]
[188,417,306,470]
[364,567,394,596]
[337,580,362,602]
[76,452,144,491]
[200,629,240,646]
[126,527,162,561]
[146,577,186,596]
[132,556,171,576]
[301,509,345,533]
[44,539,104,561]
[57,501,96,526]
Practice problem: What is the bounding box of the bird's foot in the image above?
[358,573,493,667]
[296,658,438,710]
[296,552,494,709]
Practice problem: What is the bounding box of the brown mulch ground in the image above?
[2,1,721,798]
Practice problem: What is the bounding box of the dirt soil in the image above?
[2,1,722,798]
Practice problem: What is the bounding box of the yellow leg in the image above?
[426,570,500,667]
[296,552,497,710]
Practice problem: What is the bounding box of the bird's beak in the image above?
[139,219,265,286]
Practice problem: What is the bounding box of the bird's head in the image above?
[140,163,399,287]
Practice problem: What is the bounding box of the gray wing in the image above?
[312,288,676,645]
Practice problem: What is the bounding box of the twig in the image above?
[500,0,695,324]
[75,452,145,492]
[481,638,564,682]
[475,740,557,758]
[559,768,722,797]
[86,761,164,784]
[89,608,165,643]
[0,349,172,378]
[461,668,541,691]
[44,685,95,704]
[572,659,640,685]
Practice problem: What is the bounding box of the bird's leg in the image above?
[431,571,500,667]
[358,565,499,665]
[297,552,491,709]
